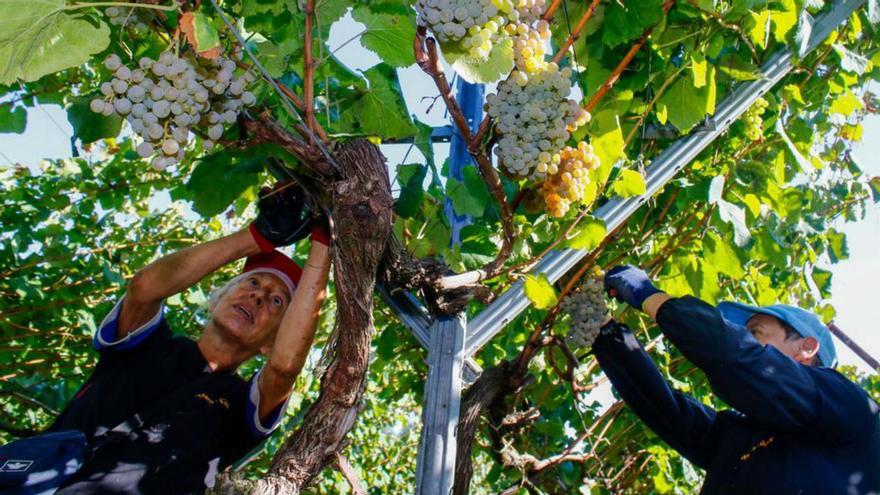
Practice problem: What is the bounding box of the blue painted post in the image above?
[444,79,485,245]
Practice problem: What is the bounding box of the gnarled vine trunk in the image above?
[213,139,392,495]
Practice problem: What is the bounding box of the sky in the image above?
[1,11,878,376]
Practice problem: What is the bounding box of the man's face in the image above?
[211,272,291,351]
[746,313,818,366]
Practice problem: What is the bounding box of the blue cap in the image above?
[716,301,838,368]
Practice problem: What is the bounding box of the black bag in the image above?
[0,430,86,495]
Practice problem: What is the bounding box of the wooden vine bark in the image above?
[212,139,393,495]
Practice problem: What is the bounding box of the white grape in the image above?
[112,79,128,94]
[127,85,146,102]
[89,51,256,170]
[161,138,179,155]
[89,99,105,113]
[104,54,121,71]
[561,269,608,350]
[487,65,590,180]
[147,123,164,140]
[207,124,223,140]
[113,98,132,115]
[115,66,132,81]
[136,141,154,158]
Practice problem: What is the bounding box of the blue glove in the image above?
[603,265,661,310]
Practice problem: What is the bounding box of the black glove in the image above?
[249,182,313,252]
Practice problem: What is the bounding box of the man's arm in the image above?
[257,239,330,420]
[119,228,260,337]
[118,181,312,340]
[593,321,718,468]
[607,265,875,440]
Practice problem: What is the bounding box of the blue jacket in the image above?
[593,296,880,494]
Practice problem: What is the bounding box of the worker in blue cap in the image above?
[591,264,879,494]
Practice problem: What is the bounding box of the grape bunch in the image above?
[486,64,590,179]
[105,6,151,31]
[89,52,257,171]
[561,267,609,349]
[414,0,506,59]
[742,97,769,141]
[510,19,551,73]
[539,143,599,217]
[496,0,551,72]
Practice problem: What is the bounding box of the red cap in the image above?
[242,251,302,296]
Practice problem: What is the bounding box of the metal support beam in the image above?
[465,0,867,356]
[414,314,466,495]
[377,285,482,381]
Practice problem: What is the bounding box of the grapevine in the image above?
[742,97,769,141]
[486,64,590,179]
[89,52,257,171]
[539,143,600,217]
[561,267,609,349]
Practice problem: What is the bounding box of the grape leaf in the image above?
[611,169,647,198]
[658,66,716,131]
[338,63,416,139]
[0,11,110,84]
[352,4,416,68]
[0,104,26,134]
[396,163,426,219]
[703,231,745,278]
[446,166,489,217]
[183,150,264,217]
[66,95,122,144]
[601,0,664,47]
[829,90,863,116]
[565,216,607,251]
[524,274,558,310]
[590,110,625,184]
[747,10,772,49]
[832,43,870,74]
[441,35,514,84]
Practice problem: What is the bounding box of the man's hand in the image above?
[249,182,313,252]
[604,264,662,311]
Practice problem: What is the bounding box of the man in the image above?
[46,183,331,493]
[594,264,879,494]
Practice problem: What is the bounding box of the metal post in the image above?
[414,315,467,495]
[465,0,867,356]
[416,78,484,494]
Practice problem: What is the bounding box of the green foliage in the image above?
[0,0,110,84]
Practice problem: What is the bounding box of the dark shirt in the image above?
[48,297,285,494]
[593,296,880,495]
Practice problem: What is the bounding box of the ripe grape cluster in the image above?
[743,97,769,141]
[415,0,505,59]
[561,268,609,349]
[90,52,256,171]
[539,143,599,217]
[415,0,549,63]
[105,6,151,31]
[486,64,590,179]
